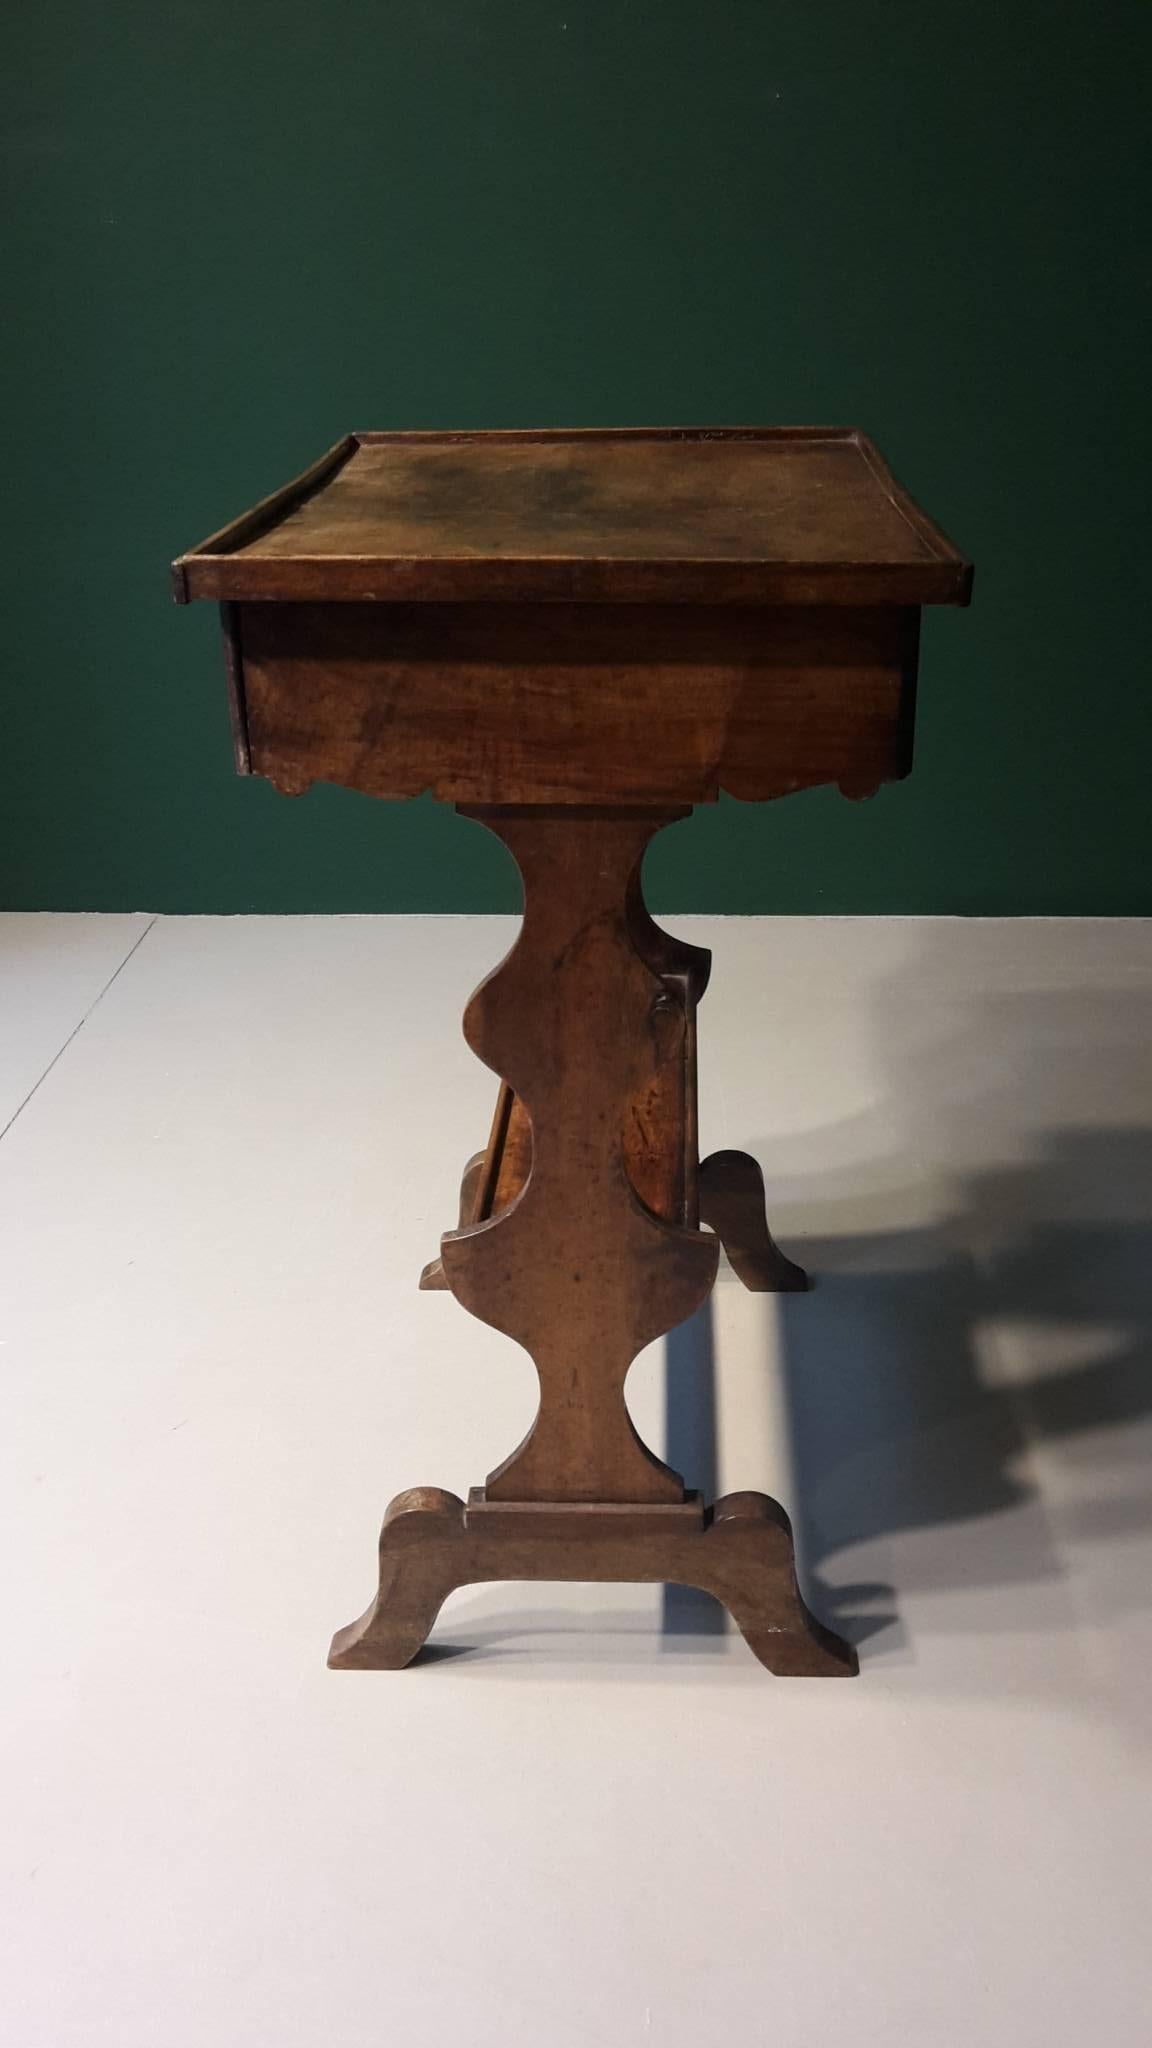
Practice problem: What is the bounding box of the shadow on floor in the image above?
[777,1131,1152,1650]
[663,943,1152,1657]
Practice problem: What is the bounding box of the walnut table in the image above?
[174,427,972,1675]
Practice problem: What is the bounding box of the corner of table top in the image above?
[170,433,359,602]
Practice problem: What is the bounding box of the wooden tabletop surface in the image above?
[173,427,972,608]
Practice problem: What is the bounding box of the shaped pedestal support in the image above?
[335,805,852,1674]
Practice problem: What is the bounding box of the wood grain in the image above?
[328,1486,856,1676]
[238,600,918,806]
[173,426,971,608]
[439,806,719,1503]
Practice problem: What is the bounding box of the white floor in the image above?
[2,912,1150,2046]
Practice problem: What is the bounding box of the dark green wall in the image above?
[4,2,1149,913]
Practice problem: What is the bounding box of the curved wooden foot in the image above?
[698,1148,809,1292]
[419,1151,488,1291]
[329,1486,855,1675]
[700,1492,854,1674]
[328,1488,467,1668]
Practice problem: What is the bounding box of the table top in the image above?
[172,427,971,608]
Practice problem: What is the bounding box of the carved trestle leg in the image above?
[329,1488,854,1676]
[333,805,851,1674]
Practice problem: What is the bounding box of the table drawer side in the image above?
[235,601,919,807]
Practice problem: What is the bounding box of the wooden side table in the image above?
[174,427,971,1675]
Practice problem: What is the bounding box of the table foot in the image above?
[698,1148,809,1292]
[419,1151,488,1291]
[328,1488,466,1669]
[328,1486,855,1675]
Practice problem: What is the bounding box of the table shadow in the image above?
[427,947,1152,1675]
[665,951,1152,1663]
[784,1153,1152,1651]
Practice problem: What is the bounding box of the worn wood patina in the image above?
[175,426,971,1674]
